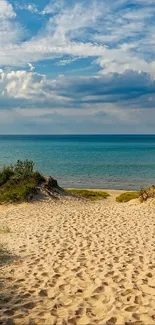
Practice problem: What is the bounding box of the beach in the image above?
[1,191,155,325]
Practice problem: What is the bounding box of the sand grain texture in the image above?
[0,193,155,325]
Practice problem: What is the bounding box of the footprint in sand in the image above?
[93,285,105,294]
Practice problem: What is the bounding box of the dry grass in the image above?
[139,186,155,202]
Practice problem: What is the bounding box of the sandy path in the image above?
[0,195,155,325]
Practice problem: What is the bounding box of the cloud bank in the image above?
[0,0,155,133]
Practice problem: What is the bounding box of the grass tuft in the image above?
[66,189,110,200]
[116,191,139,203]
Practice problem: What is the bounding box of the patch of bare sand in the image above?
[1,194,155,325]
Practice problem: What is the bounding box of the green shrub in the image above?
[0,179,37,203]
[66,189,110,200]
[12,159,34,181]
[0,167,14,186]
[0,160,35,186]
[116,191,139,203]
[32,171,45,185]
[0,160,45,203]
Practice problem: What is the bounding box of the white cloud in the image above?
[28,63,35,71]
[49,1,102,42]
[56,57,78,66]
[0,1,107,66]
[6,70,46,99]
[0,69,72,108]
[42,0,64,15]
[17,3,40,14]
[0,67,155,109]
[0,67,155,133]
[96,47,155,77]
[26,4,39,14]
[0,69,5,82]
[0,0,155,78]
[0,0,24,47]
[0,0,16,19]
[1,1,155,133]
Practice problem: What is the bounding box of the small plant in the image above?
[32,171,45,185]
[12,160,34,181]
[0,167,14,186]
[66,189,110,200]
[139,186,155,202]
[116,191,139,203]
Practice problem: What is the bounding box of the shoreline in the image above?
[66,188,136,201]
[0,188,134,211]
[66,188,129,193]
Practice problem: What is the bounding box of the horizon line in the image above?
[0,134,155,136]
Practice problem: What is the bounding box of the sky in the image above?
[0,0,155,134]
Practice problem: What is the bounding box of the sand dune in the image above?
[0,192,155,325]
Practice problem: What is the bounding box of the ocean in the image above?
[0,134,155,190]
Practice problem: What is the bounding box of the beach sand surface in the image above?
[0,191,155,325]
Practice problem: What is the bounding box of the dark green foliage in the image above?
[116,191,139,203]
[12,160,34,181]
[32,171,45,185]
[66,189,110,200]
[0,167,14,186]
[0,160,45,203]
[0,180,37,203]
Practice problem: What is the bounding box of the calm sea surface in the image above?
[0,135,155,189]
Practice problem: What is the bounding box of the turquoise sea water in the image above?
[0,135,155,190]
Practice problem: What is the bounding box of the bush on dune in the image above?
[0,160,45,203]
[12,159,34,181]
[0,180,37,203]
[0,167,14,186]
[139,186,155,202]
[116,186,155,203]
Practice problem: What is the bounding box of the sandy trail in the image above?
[0,193,155,325]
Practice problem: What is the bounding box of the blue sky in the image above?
[0,0,155,134]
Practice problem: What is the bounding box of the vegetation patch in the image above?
[0,244,14,265]
[0,160,45,203]
[66,189,110,200]
[139,186,155,202]
[116,191,140,203]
